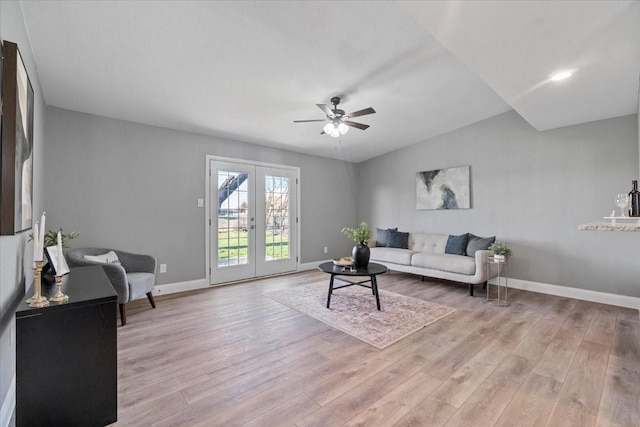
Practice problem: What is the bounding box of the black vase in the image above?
[352,242,370,268]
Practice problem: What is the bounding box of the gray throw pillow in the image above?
[386,230,409,249]
[376,227,398,247]
[445,233,469,255]
[466,234,496,257]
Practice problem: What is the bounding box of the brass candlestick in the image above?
[49,275,68,303]
[27,260,49,308]
[26,260,42,303]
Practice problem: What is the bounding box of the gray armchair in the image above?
[66,248,157,326]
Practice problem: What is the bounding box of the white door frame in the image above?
[205,155,300,286]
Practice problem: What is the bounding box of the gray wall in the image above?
[356,110,640,296]
[43,107,358,285]
[0,2,46,424]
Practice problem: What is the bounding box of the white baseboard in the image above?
[155,267,640,310]
[298,260,329,271]
[153,262,328,296]
[490,277,640,310]
[153,278,208,296]
[0,375,15,427]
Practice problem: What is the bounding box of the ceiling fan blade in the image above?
[347,107,376,118]
[293,119,326,123]
[344,120,369,130]
[316,104,335,118]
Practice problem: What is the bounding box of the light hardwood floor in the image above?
[113,270,640,426]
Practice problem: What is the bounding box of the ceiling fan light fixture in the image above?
[323,122,336,134]
[550,69,574,81]
[337,122,349,135]
[324,120,348,137]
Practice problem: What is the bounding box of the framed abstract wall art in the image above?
[416,165,470,210]
[1,40,34,235]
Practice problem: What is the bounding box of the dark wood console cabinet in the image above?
[15,266,118,426]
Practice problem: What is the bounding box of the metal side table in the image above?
[486,256,509,306]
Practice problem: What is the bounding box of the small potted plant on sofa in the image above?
[488,240,511,262]
[341,222,372,268]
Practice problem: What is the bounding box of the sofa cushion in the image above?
[412,233,447,252]
[411,252,476,275]
[370,247,414,265]
[409,232,425,251]
[445,233,469,255]
[375,227,397,247]
[386,230,409,249]
[466,234,496,257]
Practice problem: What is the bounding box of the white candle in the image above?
[39,212,46,261]
[33,222,40,263]
[57,231,64,275]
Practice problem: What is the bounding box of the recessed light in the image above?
[550,70,574,81]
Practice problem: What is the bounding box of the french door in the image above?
[210,160,298,284]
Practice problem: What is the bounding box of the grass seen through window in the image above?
[218,230,289,260]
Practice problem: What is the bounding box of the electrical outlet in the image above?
[324,247,328,253]
[197,198,204,208]
[160,264,167,273]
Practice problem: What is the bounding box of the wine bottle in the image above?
[629,180,640,217]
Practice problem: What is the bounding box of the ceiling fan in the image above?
[293,97,376,137]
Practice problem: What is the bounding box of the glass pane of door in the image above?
[217,169,249,267]
[264,175,290,262]
[256,167,297,277]
[211,160,255,285]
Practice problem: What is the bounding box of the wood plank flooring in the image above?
[111,270,640,426]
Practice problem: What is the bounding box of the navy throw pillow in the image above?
[466,234,496,257]
[386,230,409,249]
[445,233,469,255]
[376,227,398,247]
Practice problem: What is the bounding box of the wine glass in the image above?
[616,194,629,217]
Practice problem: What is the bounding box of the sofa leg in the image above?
[421,276,425,282]
[483,281,488,290]
[469,284,474,296]
[119,304,127,326]
[147,292,156,309]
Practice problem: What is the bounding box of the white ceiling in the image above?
[18,1,640,163]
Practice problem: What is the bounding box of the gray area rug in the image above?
[265,281,456,349]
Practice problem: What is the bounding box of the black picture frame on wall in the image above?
[1,40,34,235]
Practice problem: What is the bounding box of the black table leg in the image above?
[372,275,381,310]
[326,274,335,308]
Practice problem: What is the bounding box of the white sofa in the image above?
[369,232,498,296]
